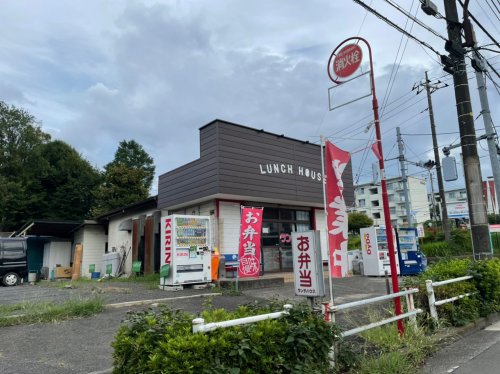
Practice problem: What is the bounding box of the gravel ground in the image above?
[0,275,389,374]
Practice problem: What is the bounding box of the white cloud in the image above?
[0,0,497,193]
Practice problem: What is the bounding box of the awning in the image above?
[15,220,82,239]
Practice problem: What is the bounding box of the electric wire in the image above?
[380,0,418,119]
[458,0,500,50]
[478,0,500,30]
[383,0,448,41]
[351,0,442,56]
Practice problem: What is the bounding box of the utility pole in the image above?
[397,127,413,226]
[472,51,500,220]
[442,0,490,257]
[423,71,451,241]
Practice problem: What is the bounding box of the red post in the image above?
[328,37,404,335]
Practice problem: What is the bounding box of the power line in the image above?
[383,0,448,41]
[351,0,442,56]
[458,0,500,50]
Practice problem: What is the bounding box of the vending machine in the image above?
[360,226,400,276]
[160,215,212,288]
[395,228,425,276]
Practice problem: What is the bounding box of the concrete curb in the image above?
[104,292,222,309]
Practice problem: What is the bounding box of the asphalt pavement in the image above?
[0,275,389,374]
[420,320,500,374]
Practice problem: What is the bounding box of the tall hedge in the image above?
[112,303,339,373]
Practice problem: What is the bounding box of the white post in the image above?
[192,318,205,333]
[321,135,336,370]
[405,289,417,331]
[320,135,335,323]
[426,280,438,324]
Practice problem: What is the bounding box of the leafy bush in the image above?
[112,302,339,373]
[408,259,481,327]
[421,241,452,257]
[449,229,472,254]
[348,235,361,250]
[471,258,500,315]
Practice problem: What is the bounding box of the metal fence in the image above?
[425,275,476,324]
[191,275,477,336]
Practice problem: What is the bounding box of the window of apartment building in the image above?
[373,212,381,219]
[371,200,380,207]
[390,207,396,214]
[358,187,365,194]
[387,183,393,191]
[388,194,394,202]
[369,187,378,195]
[358,199,366,207]
[448,192,456,199]
[459,191,467,200]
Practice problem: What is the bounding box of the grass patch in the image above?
[0,297,104,327]
[336,310,438,374]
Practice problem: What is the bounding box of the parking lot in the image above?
[0,275,388,374]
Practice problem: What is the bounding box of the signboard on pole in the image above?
[332,43,363,78]
[291,231,325,297]
[325,141,351,278]
[238,207,263,278]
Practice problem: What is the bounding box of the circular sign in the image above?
[332,43,363,78]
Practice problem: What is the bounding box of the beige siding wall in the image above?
[218,201,241,255]
[80,225,107,278]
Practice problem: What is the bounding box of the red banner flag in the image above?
[371,142,382,161]
[238,207,264,278]
[325,141,351,278]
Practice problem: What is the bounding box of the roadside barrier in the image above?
[325,288,422,337]
[425,275,476,324]
[192,304,292,333]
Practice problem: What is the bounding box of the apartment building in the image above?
[354,176,430,227]
[428,180,498,221]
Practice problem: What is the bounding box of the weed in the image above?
[0,297,104,327]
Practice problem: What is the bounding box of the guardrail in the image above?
[425,275,476,324]
[326,288,422,337]
[192,304,292,333]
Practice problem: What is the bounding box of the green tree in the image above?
[92,140,155,215]
[1,101,102,231]
[36,140,102,221]
[348,212,373,234]
[108,140,155,191]
[0,101,51,231]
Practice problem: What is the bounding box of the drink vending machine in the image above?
[360,226,400,276]
[395,228,425,275]
[160,215,212,288]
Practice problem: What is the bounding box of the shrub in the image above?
[421,241,452,257]
[411,259,480,327]
[348,235,361,250]
[471,258,500,315]
[449,229,472,254]
[112,302,339,373]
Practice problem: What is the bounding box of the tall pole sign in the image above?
[327,37,404,335]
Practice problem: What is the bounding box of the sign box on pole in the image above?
[291,231,325,297]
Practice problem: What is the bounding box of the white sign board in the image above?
[448,202,469,218]
[291,231,325,297]
[416,224,425,238]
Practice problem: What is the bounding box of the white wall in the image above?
[43,241,72,270]
[107,208,158,275]
[80,225,107,278]
[314,209,329,262]
[218,201,241,255]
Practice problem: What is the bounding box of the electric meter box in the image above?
[160,215,212,287]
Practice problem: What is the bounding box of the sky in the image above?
[1,0,499,197]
